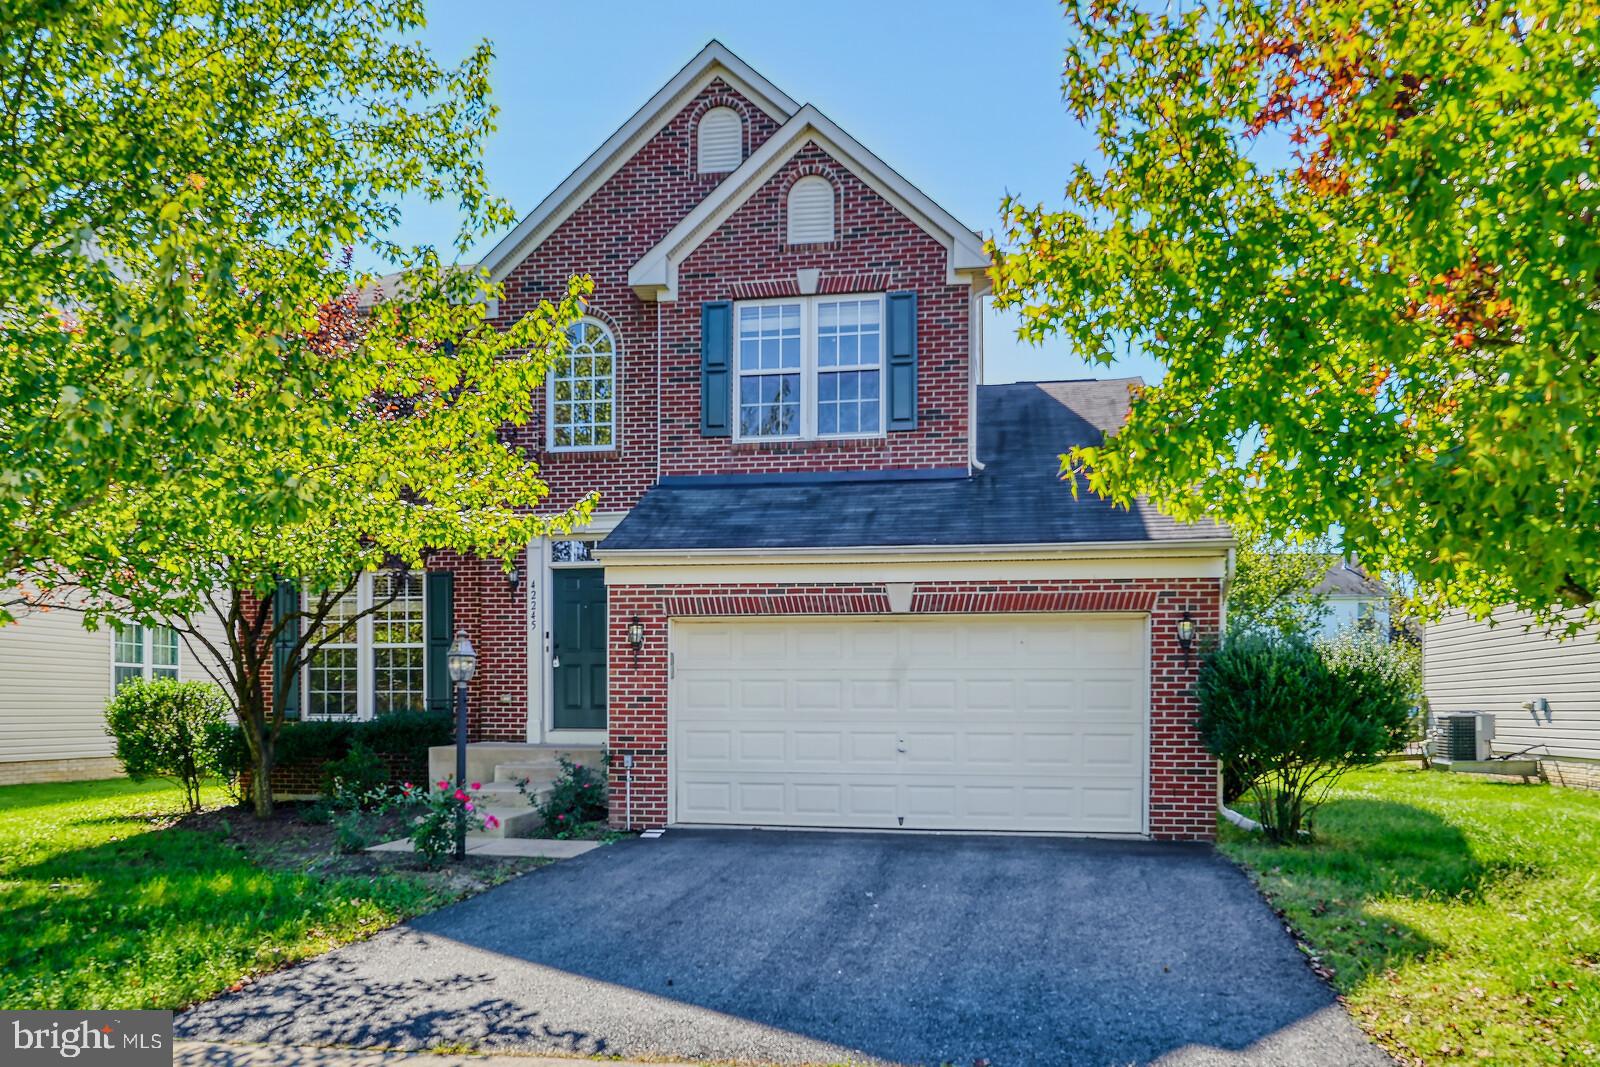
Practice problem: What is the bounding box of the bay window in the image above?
[735,294,883,441]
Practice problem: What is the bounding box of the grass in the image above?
[0,778,542,1010]
[1219,764,1600,1065]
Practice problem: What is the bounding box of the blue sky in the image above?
[388,0,1162,386]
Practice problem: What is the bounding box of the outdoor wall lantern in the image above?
[506,564,521,594]
[446,630,477,862]
[1176,611,1197,663]
[627,616,645,663]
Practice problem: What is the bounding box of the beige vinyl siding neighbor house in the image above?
[1424,607,1600,790]
[0,604,227,785]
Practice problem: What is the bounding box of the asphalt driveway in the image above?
[178,831,1390,1066]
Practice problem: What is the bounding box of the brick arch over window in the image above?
[782,164,842,246]
[687,94,752,175]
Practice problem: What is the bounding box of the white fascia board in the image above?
[601,545,1232,587]
[478,42,799,285]
[596,539,1234,567]
[630,105,992,301]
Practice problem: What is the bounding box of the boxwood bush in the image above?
[226,709,451,796]
[105,679,234,812]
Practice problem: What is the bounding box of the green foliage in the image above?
[319,742,389,809]
[522,757,609,838]
[1220,766,1600,1064]
[990,0,1600,630]
[403,779,497,868]
[1228,535,1338,639]
[227,710,448,782]
[0,1,597,819]
[103,679,233,812]
[1198,634,1412,841]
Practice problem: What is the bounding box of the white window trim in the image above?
[732,293,886,443]
[109,623,181,693]
[301,573,427,722]
[546,316,619,454]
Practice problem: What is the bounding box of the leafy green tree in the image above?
[0,0,513,621]
[991,0,1600,630]
[0,2,598,816]
[1227,535,1338,639]
[93,278,594,818]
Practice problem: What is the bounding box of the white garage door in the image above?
[670,615,1148,834]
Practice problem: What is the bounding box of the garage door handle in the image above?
[896,739,907,753]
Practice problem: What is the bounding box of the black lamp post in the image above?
[446,630,477,861]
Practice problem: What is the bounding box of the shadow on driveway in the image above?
[179,831,1391,1066]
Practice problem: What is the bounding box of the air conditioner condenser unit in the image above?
[1431,711,1495,762]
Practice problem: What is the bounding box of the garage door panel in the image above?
[672,617,1147,834]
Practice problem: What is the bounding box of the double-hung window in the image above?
[111,623,180,691]
[304,571,426,719]
[735,294,883,440]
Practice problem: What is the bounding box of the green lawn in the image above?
[0,778,523,1010]
[1220,764,1600,1065]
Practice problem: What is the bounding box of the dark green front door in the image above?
[552,568,607,730]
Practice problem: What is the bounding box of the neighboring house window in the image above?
[304,571,426,719]
[548,319,616,451]
[736,295,883,440]
[696,106,742,173]
[786,175,835,244]
[111,623,180,690]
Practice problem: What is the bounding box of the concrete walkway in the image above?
[366,837,600,859]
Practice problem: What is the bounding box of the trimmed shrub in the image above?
[229,709,451,796]
[105,679,234,812]
[1198,634,1412,842]
[320,741,388,806]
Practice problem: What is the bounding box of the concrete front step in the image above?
[427,743,604,787]
[423,744,602,839]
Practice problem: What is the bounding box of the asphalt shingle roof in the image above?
[601,378,1230,552]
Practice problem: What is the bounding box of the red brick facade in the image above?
[259,54,1228,842]
[606,578,1223,842]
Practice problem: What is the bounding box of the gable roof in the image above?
[1313,560,1390,599]
[599,379,1231,554]
[629,104,990,301]
[477,41,799,283]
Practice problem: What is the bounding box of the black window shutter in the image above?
[700,300,732,436]
[425,570,455,713]
[885,290,918,430]
[272,580,301,720]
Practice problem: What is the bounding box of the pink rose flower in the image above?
[453,789,468,801]
[470,782,482,791]
[464,801,475,812]
[486,815,500,828]
[437,779,448,789]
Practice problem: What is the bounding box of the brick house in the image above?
[275,42,1233,841]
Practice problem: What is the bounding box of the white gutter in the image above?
[596,537,1236,566]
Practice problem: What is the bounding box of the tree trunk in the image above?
[251,739,276,819]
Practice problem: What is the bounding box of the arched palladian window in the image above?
[548,319,616,450]
[697,107,742,173]
[787,175,835,244]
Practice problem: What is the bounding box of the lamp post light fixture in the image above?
[626,616,645,664]
[446,631,477,861]
[1176,611,1197,664]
